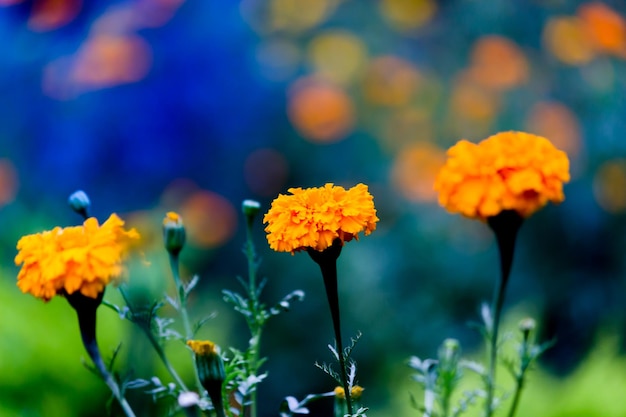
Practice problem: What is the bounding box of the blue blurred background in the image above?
[2,0,626,416]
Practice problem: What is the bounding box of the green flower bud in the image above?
[438,338,461,364]
[163,212,186,256]
[68,190,91,218]
[519,317,536,342]
[187,340,226,416]
[242,199,261,226]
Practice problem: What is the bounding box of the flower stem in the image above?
[66,291,137,417]
[308,240,353,416]
[485,211,523,417]
[168,253,203,392]
[507,377,524,417]
[169,253,194,340]
[244,217,260,417]
[115,287,190,392]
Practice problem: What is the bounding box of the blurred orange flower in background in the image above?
[15,214,140,301]
[578,2,626,57]
[467,35,529,91]
[287,78,355,143]
[264,183,378,253]
[434,131,570,220]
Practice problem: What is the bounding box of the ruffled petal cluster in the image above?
[15,214,140,301]
[434,131,570,220]
[263,183,379,253]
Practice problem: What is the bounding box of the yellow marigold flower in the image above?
[434,131,570,220]
[15,214,140,301]
[263,183,379,253]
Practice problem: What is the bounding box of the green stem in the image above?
[308,240,353,416]
[244,218,260,417]
[169,253,194,340]
[507,377,524,417]
[148,330,190,391]
[168,253,203,392]
[484,211,523,417]
[66,291,137,417]
[116,287,190,392]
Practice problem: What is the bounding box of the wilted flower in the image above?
[263,183,378,253]
[434,131,570,220]
[15,214,140,301]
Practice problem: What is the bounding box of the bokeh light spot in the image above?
[380,0,436,32]
[180,191,238,248]
[28,0,82,32]
[269,0,334,33]
[526,101,582,161]
[308,30,367,85]
[578,2,626,57]
[594,160,626,213]
[467,35,528,91]
[543,16,596,65]
[287,77,355,143]
[0,159,18,207]
[391,142,445,202]
[72,34,152,88]
[244,149,289,197]
[363,56,421,107]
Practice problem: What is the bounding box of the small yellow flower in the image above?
[15,214,140,301]
[434,131,570,220]
[263,183,379,253]
[186,340,218,356]
[163,211,183,226]
[334,385,364,400]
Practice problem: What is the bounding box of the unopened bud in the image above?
[438,338,461,364]
[163,212,186,256]
[519,318,536,341]
[242,199,261,224]
[68,190,91,218]
[187,340,226,414]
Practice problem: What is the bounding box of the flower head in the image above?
[434,131,570,220]
[263,183,378,253]
[15,214,140,301]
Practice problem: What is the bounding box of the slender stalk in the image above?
[168,253,194,340]
[507,378,524,417]
[244,217,260,417]
[484,211,523,417]
[147,330,190,391]
[308,240,353,416]
[167,253,204,393]
[114,287,190,392]
[67,291,137,417]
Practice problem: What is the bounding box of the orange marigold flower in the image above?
[434,131,570,220]
[263,183,379,253]
[15,213,140,301]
